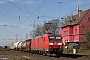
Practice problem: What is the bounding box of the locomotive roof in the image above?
[34,34,61,39]
[35,35,42,38]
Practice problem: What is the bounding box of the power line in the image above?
[8,1,37,16]
[46,0,75,3]
[15,1,21,27]
[0,5,18,22]
[19,0,36,26]
[32,0,47,14]
[23,0,30,13]
[79,0,88,6]
[3,0,90,27]
[8,0,42,26]
[15,34,19,42]
[39,15,62,19]
[14,1,32,28]
[0,11,13,20]
[0,24,18,28]
[19,0,47,26]
[0,2,25,28]
[62,0,90,18]
[58,2,61,19]
[80,2,90,8]
[8,1,35,27]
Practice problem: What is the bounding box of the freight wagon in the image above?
[14,41,20,50]
[21,41,26,51]
[26,39,31,52]
[10,39,31,52]
[17,41,22,51]
[9,43,15,50]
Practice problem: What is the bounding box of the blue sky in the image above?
[0,0,90,46]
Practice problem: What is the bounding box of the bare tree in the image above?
[47,19,62,34]
[30,18,65,38]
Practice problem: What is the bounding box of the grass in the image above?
[13,57,16,60]
[63,48,90,55]
[76,50,90,55]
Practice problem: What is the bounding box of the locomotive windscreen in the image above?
[48,36,61,40]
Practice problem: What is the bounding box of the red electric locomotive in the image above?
[31,33,63,57]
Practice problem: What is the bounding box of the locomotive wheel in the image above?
[44,53,47,56]
[49,54,53,57]
[56,53,60,58]
[39,51,42,54]
[56,52,63,58]
[43,51,47,56]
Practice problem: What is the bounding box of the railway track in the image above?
[0,49,89,60]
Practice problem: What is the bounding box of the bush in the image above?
[85,42,90,49]
[85,32,90,49]
[86,32,90,41]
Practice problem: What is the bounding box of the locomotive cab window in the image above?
[48,36,61,40]
[56,36,61,40]
[49,36,55,40]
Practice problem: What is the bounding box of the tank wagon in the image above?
[9,43,15,50]
[13,39,31,52]
[31,33,63,57]
[21,41,26,51]
[14,41,20,50]
[17,41,22,51]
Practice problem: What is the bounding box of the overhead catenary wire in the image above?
[8,0,45,26]
[1,0,90,45]
[1,0,90,27]
[0,1,30,28]
[19,0,40,25]
[20,0,36,26]
[6,0,65,26]
[62,0,90,18]
[0,5,18,22]
[15,1,21,27]
[46,0,75,3]
[8,1,36,27]
[23,0,30,13]
[15,0,32,28]
[58,2,61,19]
[8,1,37,17]
[32,0,47,15]
[1,0,89,20]
[0,11,14,21]
[19,0,47,26]
[79,0,88,6]
[80,2,90,9]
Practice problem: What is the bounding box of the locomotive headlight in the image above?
[49,43,53,45]
[58,43,62,45]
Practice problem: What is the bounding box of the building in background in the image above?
[62,9,90,45]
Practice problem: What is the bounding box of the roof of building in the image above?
[63,9,90,27]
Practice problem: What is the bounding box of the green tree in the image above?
[86,32,90,41]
